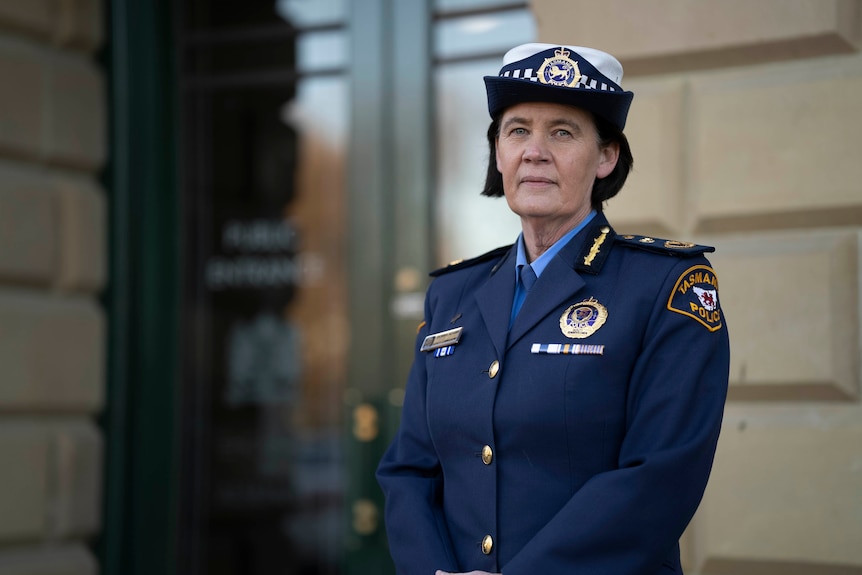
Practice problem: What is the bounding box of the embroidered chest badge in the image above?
[560,297,608,339]
[667,265,723,332]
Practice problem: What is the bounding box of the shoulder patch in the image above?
[667,264,723,331]
[615,234,714,257]
[429,244,512,277]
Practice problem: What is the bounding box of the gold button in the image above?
[488,360,500,379]
[481,445,493,465]
[482,534,493,555]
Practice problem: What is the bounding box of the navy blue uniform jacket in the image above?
[377,214,730,575]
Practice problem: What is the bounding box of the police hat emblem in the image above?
[538,47,581,88]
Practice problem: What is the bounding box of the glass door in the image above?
[178,2,349,573]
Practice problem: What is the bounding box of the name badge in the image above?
[420,327,463,352]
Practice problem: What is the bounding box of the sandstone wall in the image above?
[533,0,862,572]
[0,1,105,573]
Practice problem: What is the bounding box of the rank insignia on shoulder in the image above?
[667,264,723,331]
[615,234,714,257]
[420,326,463,352]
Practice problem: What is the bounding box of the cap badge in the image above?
[560,297,608,339]
[538,47,581,88]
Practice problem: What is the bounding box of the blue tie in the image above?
[520,263,537,292]
[510,264,537,328]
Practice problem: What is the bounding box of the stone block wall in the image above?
[534,0,862,572]
[0,0,105,573]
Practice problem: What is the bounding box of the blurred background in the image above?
[0,0,859,574]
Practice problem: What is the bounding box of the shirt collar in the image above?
[515,210,597,278]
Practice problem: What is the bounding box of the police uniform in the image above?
[376,43,730,575]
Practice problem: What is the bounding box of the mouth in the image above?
[520,176,555,185]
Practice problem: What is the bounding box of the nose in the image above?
[522,136,550,162]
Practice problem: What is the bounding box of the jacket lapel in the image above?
[507,255,585,349]
[475,246,517,360]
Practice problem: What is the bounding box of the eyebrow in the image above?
[500,116,528,131]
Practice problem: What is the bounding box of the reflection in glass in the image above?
[435,0,527,15]
[434,9,536,61]
[433,4,535,264]
[277,0,346,27]
[179,1,348,573]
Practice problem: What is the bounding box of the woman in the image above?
[377,43,730,575]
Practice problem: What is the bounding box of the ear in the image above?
[495,137,502,173]
[596,141,620,179]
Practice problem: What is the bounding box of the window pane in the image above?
[282,73,349,571]
[433,7,535,264]
[277,0,346,27]
[434,9,536,60]
[435,0,526,14]
[434,58,522,264]
[179,2,348,572]
[297,30,347,73]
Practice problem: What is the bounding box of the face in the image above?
[495,101,619,232]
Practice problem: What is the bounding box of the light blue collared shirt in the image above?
[509,211,597,328]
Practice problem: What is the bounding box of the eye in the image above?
[510,127,527,136]
[555,128,572,137]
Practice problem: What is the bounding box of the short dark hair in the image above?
[481,111,634,211]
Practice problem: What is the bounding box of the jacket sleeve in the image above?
[376,285,459,575]
[503,256,731,575]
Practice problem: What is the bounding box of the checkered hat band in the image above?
[501,69,617,92]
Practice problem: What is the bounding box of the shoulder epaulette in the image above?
[614,234,714,256]
[429,244,512,277]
